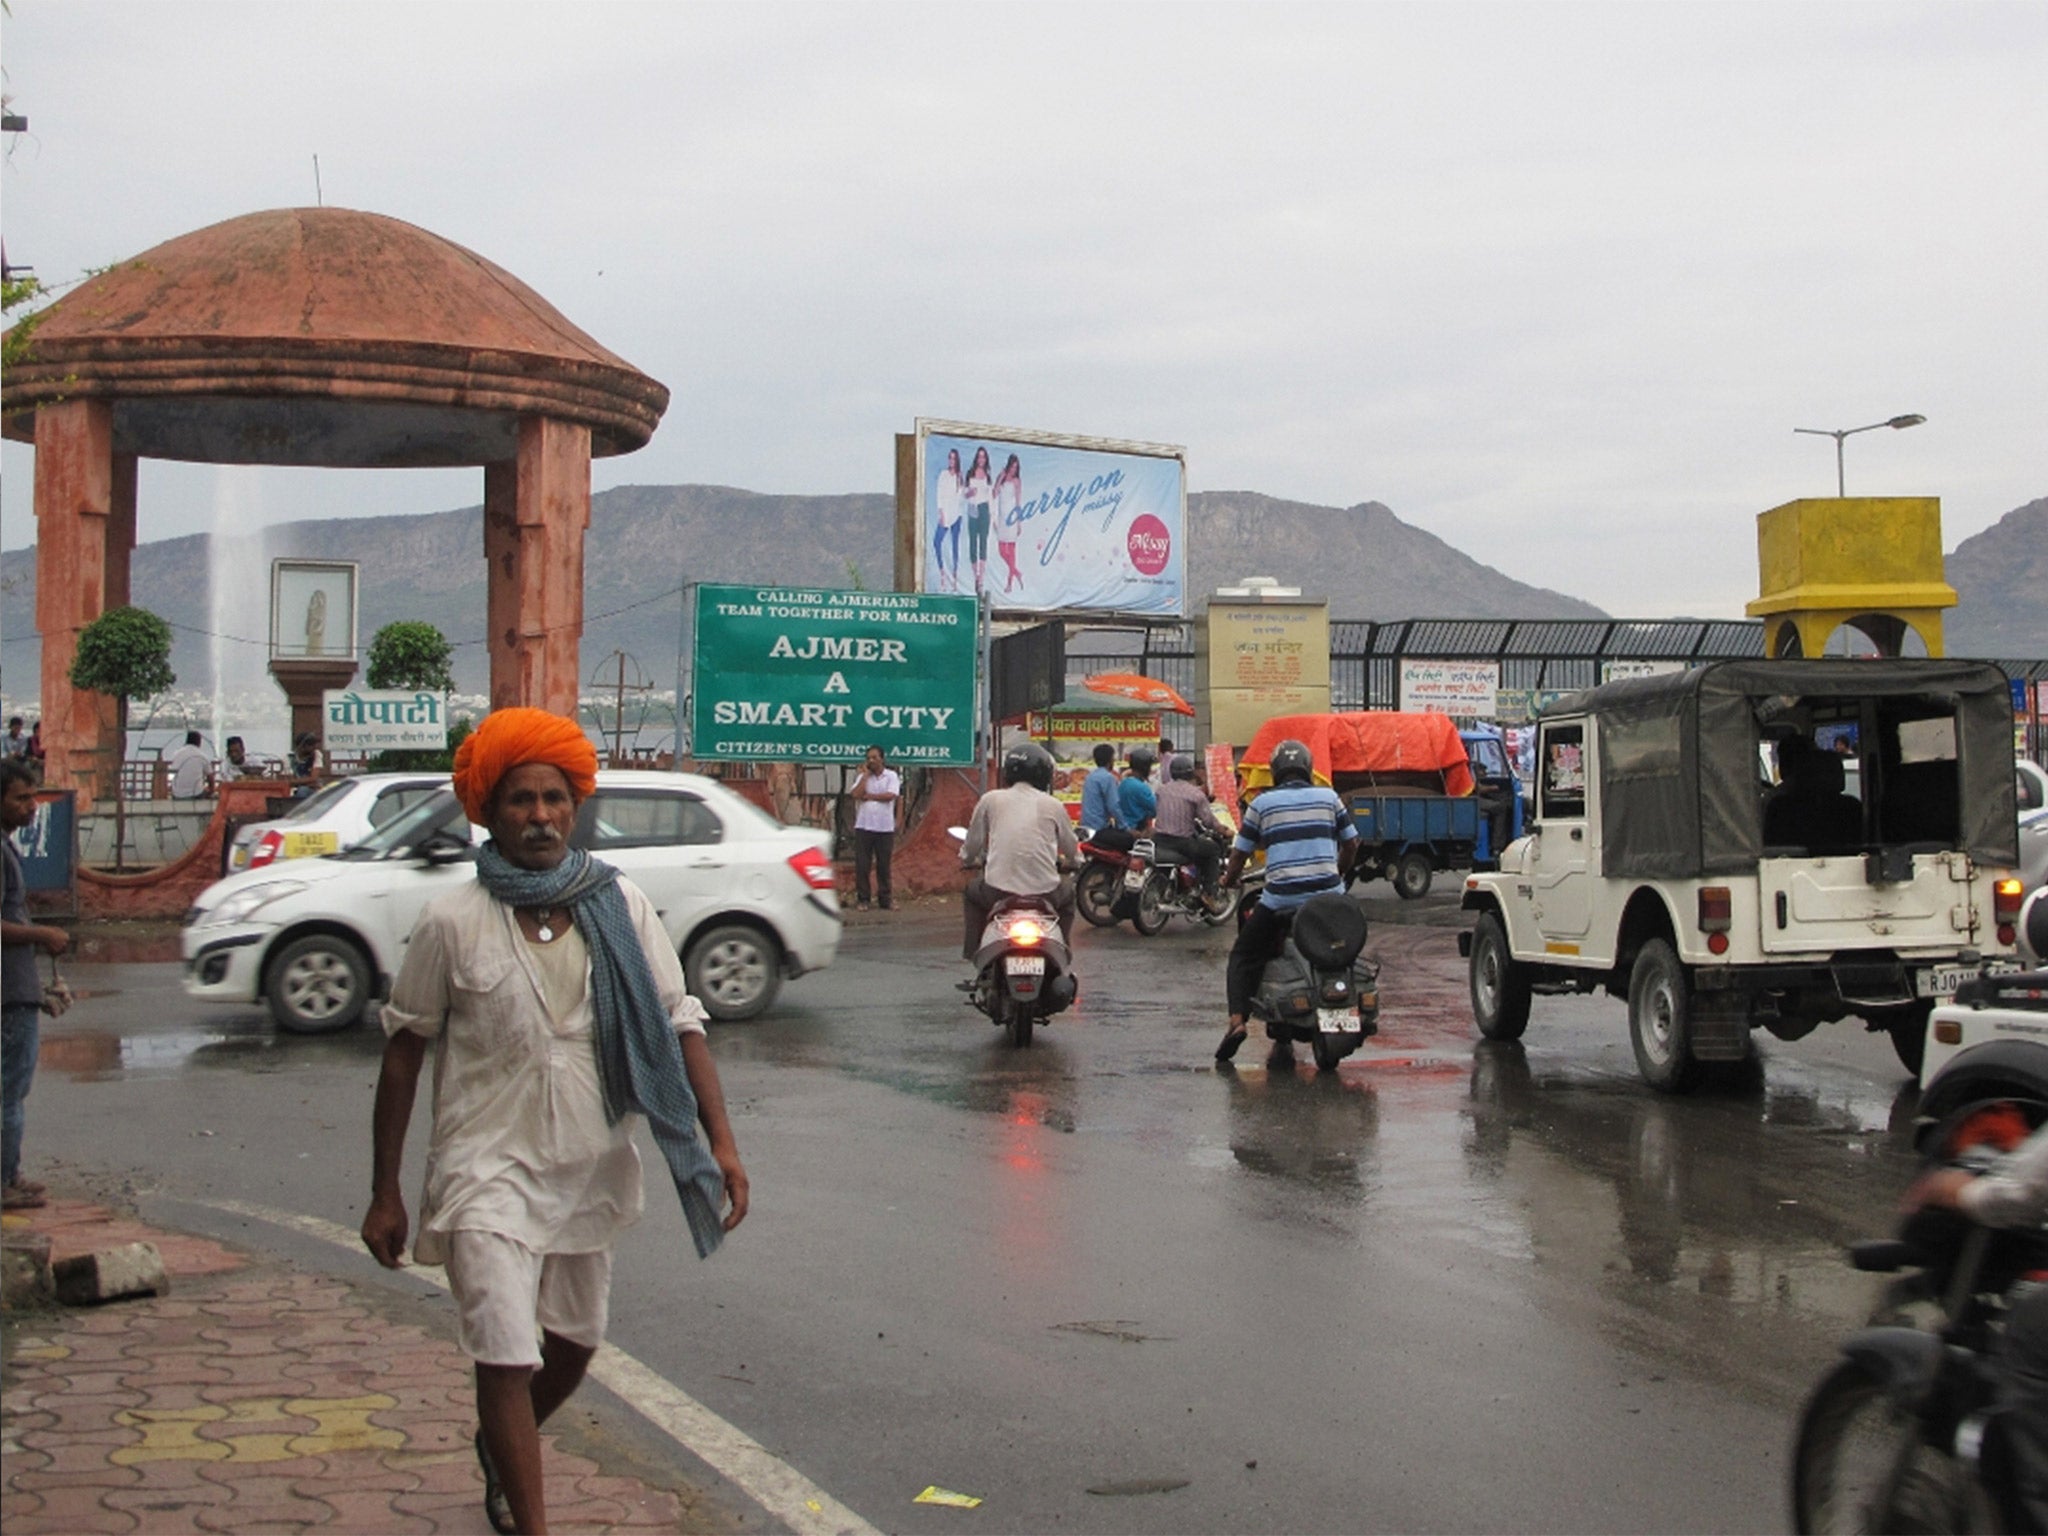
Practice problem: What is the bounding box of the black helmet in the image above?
[1127,748,1157,780]
[1002,741,1055,791]
[1168,753,1198,781]
[1269,739,1314,786]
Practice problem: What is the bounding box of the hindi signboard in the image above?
[690,585,978,764]
[322,690,451,752]
[900,419,1186,616]
[1398,660,1501,717]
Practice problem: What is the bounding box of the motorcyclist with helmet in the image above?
[1152,753,1228,910]
[1117,748,1159,833]
[1215,738,1358,1064]
[960,742,1081,961]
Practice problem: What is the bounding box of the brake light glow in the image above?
[1008,919,1044,946]
[786,846,837,892]
[1996,876,2024,946]
[248,830,284,869]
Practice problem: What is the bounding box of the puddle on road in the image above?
[40,1025,379,1080]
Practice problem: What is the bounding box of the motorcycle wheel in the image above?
[1076,865,1122,928]
[1790,1357,1977,1535]
[1008,1002,1034,1048]
[1197,884,1243,927]
[1311,1032,1345,1073]
[1131,875,1171,936]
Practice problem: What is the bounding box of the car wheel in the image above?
[686,924,783,1022]
[1394,851,1434,900]
[1469,910,1532,1042]
[1875,1001,1933,1077]
[266,934,371,1035]
[1628,938,1703,1093]
[1076,865,1121,928]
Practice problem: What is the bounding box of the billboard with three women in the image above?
[898,420,1186,617]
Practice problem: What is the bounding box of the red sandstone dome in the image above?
[0,206,668,464]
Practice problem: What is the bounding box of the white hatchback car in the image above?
[184,770,841,1031]
[226,773,454,872]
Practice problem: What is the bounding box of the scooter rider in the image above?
[961,742,1081,962]
[1214,739,1358,1064]
[1152,754,1227,909]
[1118,749,1158,834]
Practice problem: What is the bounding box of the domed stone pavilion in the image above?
[2,206,669,800]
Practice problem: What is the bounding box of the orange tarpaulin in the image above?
[1080,672,1196,716]
[1241,713,1475,796]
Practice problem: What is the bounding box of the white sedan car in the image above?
[226,772,454,872]
[184,770,840,1031]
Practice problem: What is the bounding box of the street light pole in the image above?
[1793,414,1926,496]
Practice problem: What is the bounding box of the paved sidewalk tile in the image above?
[4,1200,746,1534]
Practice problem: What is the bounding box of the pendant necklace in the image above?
[533,907,557,943]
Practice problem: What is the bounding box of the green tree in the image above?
[68,605,176,868]
[366,620,456,692]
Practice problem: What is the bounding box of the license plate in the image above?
[1123,868,1144,890]
[280,831,339,858]
[1007,955,1045,976]
[1916,960,2023,998]
[1317,1006,1356,1033]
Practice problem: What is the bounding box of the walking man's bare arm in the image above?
[680,1031,749,1231]
[362,1031,427,1268]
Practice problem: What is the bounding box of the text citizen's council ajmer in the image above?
[707,591,963,760]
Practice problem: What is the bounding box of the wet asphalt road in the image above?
[26,882,1928,1533]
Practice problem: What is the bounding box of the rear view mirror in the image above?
[414,831,471,865]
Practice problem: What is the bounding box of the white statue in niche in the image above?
[305,589,327,657]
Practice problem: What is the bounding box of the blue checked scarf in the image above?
[476,842,727,1258]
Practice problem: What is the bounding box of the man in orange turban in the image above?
[364,706,746,1535]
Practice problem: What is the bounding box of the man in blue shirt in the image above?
[1215,739,1357,1064]
[1079,744,1123,837]
[1117,749,1158,833]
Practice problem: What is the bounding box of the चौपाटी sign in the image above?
[690,586,979,764]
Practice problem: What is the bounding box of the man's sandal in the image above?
[474,1429,516,1535]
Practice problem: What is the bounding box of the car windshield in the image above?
[282,779,355,822]
[339,789,473,860]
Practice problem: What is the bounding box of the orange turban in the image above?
[451,707,599,824]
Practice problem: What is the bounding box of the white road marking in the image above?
[197,1198,879,1536]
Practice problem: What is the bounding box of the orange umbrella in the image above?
[1081,671,1196,716]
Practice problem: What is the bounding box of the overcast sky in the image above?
[3,1,2043,620]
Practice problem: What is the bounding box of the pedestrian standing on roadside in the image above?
[851,744,901,911]
[360,707,748,1536]
[3,759,69,1211]
[1,717,26,761]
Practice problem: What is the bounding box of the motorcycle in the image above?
[964,894,1078,1048]
[1245,892,1380,1072]
[1075,827,1141,930]
[1790,1099,2048,1534]
[1133,830,1242,934]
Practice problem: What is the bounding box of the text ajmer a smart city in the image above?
[690,585,979,765]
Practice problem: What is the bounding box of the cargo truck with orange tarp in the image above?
[1241,713,1525,898]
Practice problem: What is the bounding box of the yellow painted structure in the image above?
[1745,497,1957,658]
[1197,599,1331,746]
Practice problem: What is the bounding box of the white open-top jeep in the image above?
[1460,659,2027,1092]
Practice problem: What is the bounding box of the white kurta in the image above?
[382,876,707,1265]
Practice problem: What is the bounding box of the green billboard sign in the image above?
[689,585,979,764]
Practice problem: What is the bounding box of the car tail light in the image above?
[248,830,284,869]
[1008,918,1044,947]
[786,846,836,892]
[1996,876,2024,946]
[1697,886,1732,953]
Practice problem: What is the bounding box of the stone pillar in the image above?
[485,416,591,718]
[33,400,129,801]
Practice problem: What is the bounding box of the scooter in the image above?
[1134,830,1242,933]
[1790,1099,2048,1534]
[965,895,1078,1048]
[1245,892,1380,1072]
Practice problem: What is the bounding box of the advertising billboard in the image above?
[900,420,1186,616]
[690,585,978,765]
[1398,659,1501,717]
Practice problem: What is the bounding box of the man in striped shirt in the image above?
[1215,739,1357,1063]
